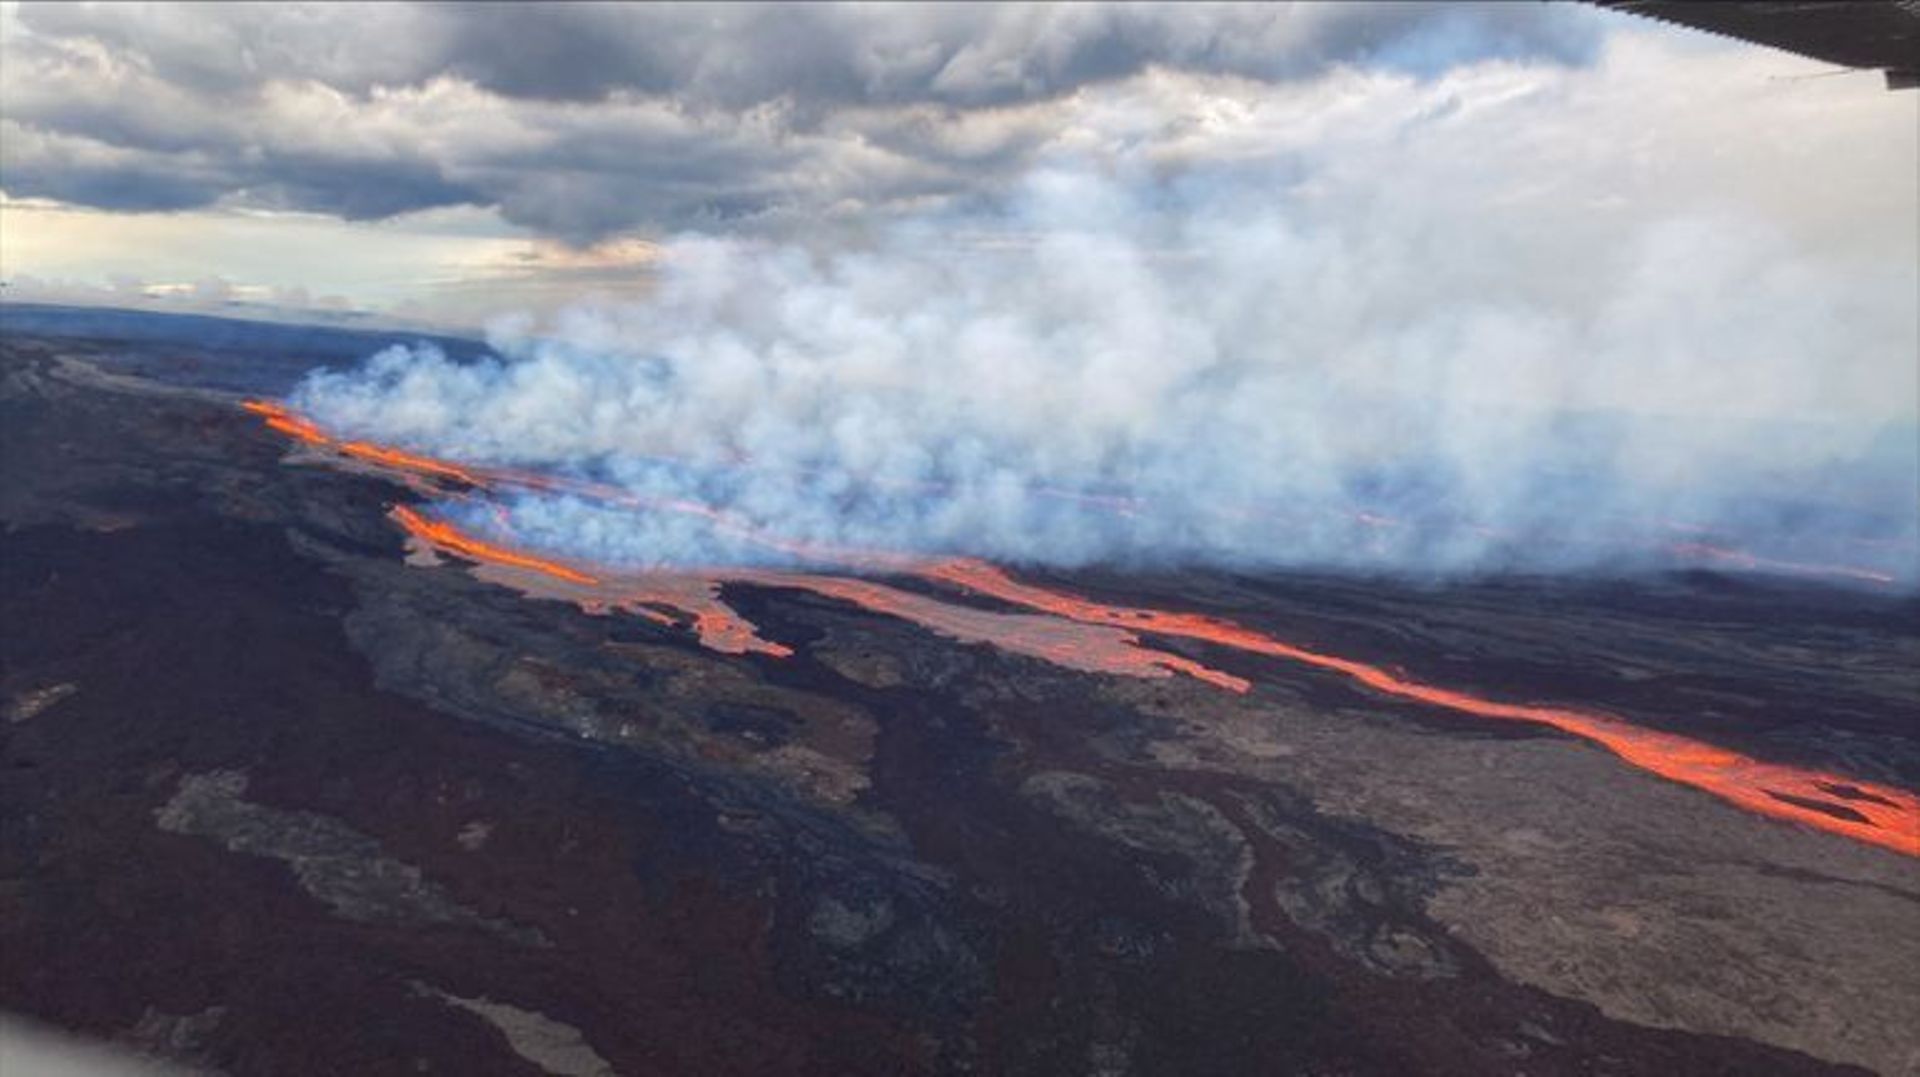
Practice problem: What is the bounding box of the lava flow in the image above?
[1665,541,1897,587]
[390,502,1242,685]
[247,398,1920,858]
[734,571,1250,691]
[921,558,1920,857]
[391,505,599,586]
[390,504,792,657]
[243,401,483,487]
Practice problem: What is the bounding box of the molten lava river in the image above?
[244,399,1920,858]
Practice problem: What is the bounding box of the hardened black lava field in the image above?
[3,316,1918,1075]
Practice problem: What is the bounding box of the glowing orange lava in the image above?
[921,558,1920,857]
[735,571,1250,691]
[247,398,1920,857]
[391,505,600,586]
[243,399,332,446]
[244,401,484,487]
[586,576,795,658]
[389,499,1237,682]
[391,503,792,657]
[338,441,482,486]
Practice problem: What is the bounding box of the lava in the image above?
[921,558,1920,857]
[243,400,483,487]
[242,399,331,446]
[1665,542,1897,586]
[392,505,599,586]
[735,571,1250,691]
[338,440,483,487]
[390,499,1240,685]
[392,504,791,656]
[249,398,1920,858]
[244,399,912,569]
[245,399,1901,587]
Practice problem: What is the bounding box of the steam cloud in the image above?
[289,167,1916,585]
[288,37,1918,587]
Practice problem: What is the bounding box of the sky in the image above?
[1,2,1911,327]
[1,2,1915,580]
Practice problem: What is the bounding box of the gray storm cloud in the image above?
[0,2,1600,239]
[290,160,1919,585]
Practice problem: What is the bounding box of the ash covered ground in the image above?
[3,312,1918,1076]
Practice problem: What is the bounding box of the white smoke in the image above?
[290,42,1919,585]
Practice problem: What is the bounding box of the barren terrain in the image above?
[3,320,1916,1075]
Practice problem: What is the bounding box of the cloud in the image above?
[421,2,1599,108]
[7,5,1908,582]
[286,38,1919,585]
[0,2,1605,240]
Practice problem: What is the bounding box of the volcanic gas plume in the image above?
[282,173,1918,588]
[246,399,1920,859]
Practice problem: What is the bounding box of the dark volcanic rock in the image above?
[3,327,1915,1076]
[156,769,546,945]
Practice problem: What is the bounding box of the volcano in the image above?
[3,309,1918,1076]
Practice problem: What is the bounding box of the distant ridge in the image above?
[0,302,495,395]
[0,301,488,366]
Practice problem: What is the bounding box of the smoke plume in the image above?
[290,47,1919,587]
